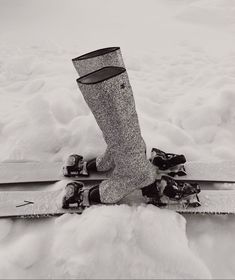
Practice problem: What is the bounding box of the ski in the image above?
[0,160,234,185]
[0,185,235,218]
[0,161,108,185]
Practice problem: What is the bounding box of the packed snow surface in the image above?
[0,0,235,278]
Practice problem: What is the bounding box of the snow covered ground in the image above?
[0,0,235,278]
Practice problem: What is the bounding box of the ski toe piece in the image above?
[154,176,201,208]
[150,148,186,170]
[141,181,160,198]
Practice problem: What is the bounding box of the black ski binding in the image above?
[150,148,186,171]
[166,165,187,177]
[63,154,89,177]
[62,181,85,209]
[159,175,201,208]
[142,176,201,208]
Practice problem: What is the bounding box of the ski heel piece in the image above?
[86,158,98,172]
[150,148,186,170]
[63,154,89,177]
[62,181,90,209]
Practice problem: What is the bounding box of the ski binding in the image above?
[63,154,89,177]
[150,147,186,171]
[144,175,201,208]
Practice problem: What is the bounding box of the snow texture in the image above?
[0,0,235,278]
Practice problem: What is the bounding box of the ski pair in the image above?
[62,148,200,209]
[62,176,201,210]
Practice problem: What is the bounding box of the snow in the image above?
[51,207,211,279]
[0,0,235,278]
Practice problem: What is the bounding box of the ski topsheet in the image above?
[0,160,235,185]
[0,162,107,184]
[1,184,235,218]
[156,190,235,215]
